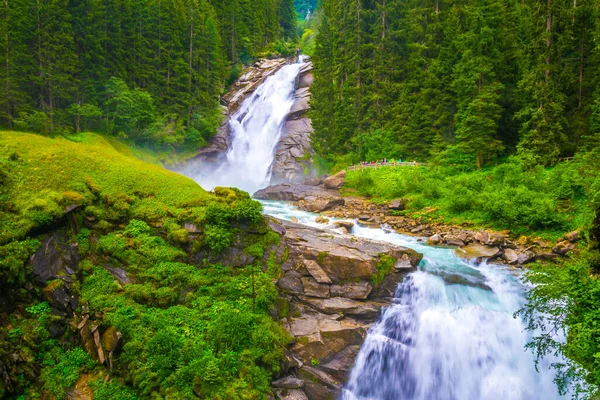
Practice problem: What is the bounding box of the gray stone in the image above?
[330,282,372,300]
[30,232,80,285]
[272,376,305,389]
[426,234,442,245]
[278,272,305,295]
[301,277,331,298]
[323,171,346,190]
[503,248,519,264]
[305,297,382,319]
[274,389,309,400]
[303,260,333,284]
[455,243,501,259]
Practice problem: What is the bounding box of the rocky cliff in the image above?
[270,62,317,185]
[269,218,422,400]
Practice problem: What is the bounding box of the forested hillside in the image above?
[0,0,296,148]
[311,0,600,168]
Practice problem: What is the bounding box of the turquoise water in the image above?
[261,200,564,400]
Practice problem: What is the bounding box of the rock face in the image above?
[254,184,344,213]
[271,61,316,185]
[271,218,422,399]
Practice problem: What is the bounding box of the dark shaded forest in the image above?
[0,0,297,148]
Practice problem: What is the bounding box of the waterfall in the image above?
[261,201,566,400]
[183,58,306,195]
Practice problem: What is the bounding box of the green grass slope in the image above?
[0,131,289,399]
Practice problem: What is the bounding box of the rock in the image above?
[334,221,354,231]
[474,230,490,244]
[552,241,576,255]
[274,389,309,400]
[305,297,382,319]
[301,277,331,298]
[42,280,71,311]
[330,282,372,300]
[486,232,506,246]
[388,198,408,211]
[444,235,465,247]
[184,223,202,233]
[101,326,121,353]
[303,260,333,284]
[271,118,316,185]
[323,171,346,190]
[272,376,305,389]
[254,184,344,213]
[291,217,299,223]
[288,88,311,120]
[30,231,80,285]
[315,216,330,224]
[563,231,579,243]
[319,345,360,382]
[517,251,536,265]
[394,254,415,270]
[455,243,500,259]
[280,219,422,284]
[278,272,305,295]
[104,266,132,285]
[298,71,314,89]
[426,234,442,246]
[298,365,341,391]
[503,249,519,264]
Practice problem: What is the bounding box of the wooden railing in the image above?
[348,161,428,171]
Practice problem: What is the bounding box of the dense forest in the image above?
[0,0,296,148]
[310,0,600,168]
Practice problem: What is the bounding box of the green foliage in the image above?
[0,239,40,287]
[90,379,139,400]
[346,158,593,238]
[310,0,600,168]
[40,347,94,398]
[372,254,396,287]
[518,253,600,399]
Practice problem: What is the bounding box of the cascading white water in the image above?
[183,58,306,194]
[261,200,566,400]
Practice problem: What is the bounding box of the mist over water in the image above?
[262,201,565,400]
[181,58,306,194]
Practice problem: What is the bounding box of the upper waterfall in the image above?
[182,58,307,194]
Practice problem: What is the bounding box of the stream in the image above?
[181,57,565,399]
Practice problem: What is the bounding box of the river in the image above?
[182,57,565,399]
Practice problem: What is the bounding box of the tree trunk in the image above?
[4,0,12,127]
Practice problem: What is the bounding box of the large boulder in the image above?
[288,88,311,120]
[254,184,344,213]
[279,219,422,284]
[323,171,346,190]
[270,118,316,185]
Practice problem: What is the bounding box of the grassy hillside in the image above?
[345,158,596,240]
[0,131,288,399]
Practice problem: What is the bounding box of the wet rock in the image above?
[301,277,330,298]
[280,219,422,284]
[315,216,330,224]
[330,282,372,300]
[288,88,311,120]
[272,376,305,389]
[271,117,316,185]
[394,254,415,270]
[334,221,354,231]
[48,322,65,338]
[319,345,360,382]
[254,184,344,213]
[30,231,80,285]
[455,243,500,259]
[323,171,346,190]
[486,232,506,246]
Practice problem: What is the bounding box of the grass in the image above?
[345,160,596,240]
[0,131,211,244]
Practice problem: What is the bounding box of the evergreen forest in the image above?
[0,0,297,149]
